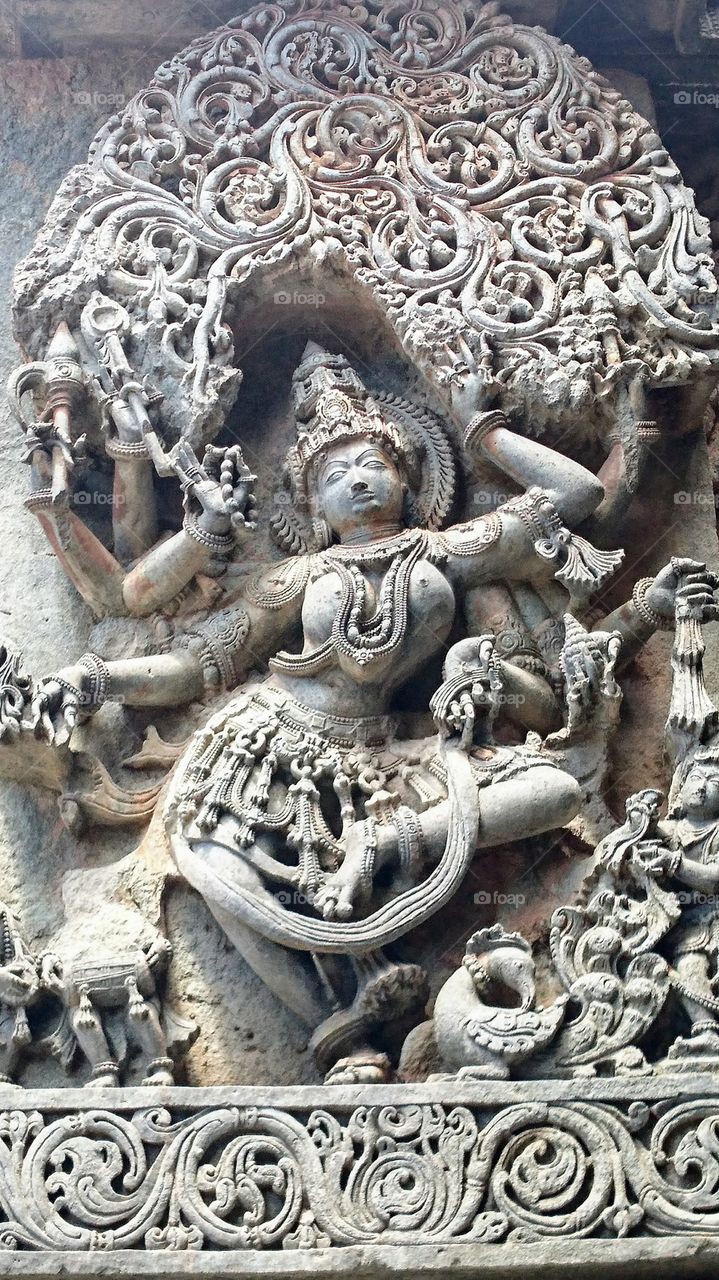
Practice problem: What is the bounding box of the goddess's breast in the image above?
[301,558,456,667]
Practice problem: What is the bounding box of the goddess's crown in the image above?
[286,342,417,494]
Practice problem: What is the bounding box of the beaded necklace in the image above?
[271,529,429,675]
[327,529,427,667]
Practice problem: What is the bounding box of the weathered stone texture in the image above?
[3,14,719,1280]
[0,50,320,1088]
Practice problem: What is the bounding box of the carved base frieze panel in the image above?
[0,1078,714,1268]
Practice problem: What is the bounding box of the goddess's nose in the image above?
[351,478,369,494]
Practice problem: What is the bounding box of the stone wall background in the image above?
[2,0,719,1088]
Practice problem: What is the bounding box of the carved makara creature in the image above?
[432,925,567,1079]
[548,792,674,1077]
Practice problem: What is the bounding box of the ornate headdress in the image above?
[668,737,719,816]
[286,342,418,494]
[271,342,458,554]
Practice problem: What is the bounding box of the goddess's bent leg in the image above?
[192,840,331,1029]
[421,765,581,860]
[475,765,581,847]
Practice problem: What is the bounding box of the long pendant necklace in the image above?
[270,529,429,677]
[330,533,425,666]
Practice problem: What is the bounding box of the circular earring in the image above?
[311,515,333,549]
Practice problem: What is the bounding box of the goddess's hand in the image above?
[175,442,258,537]
[645,557,719,623]
[30,668,88,744]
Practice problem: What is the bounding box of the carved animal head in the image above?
[464,925,536,1011]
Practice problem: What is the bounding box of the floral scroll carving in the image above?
[0,1090,717,1250]
[12,0,719,451]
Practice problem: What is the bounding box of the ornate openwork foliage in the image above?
[13,0,719,448]
[0,1085,719,1251]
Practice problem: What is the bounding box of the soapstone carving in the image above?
[3,1,719,1269]
[1,0,719,1146]
[37,861,197,1087]
[9,343,712,1086]
[432,924,568,1079]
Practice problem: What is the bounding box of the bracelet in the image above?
[184,517,234,552]
[464,410,509,454]
[360,818,378,887]
[394,805,425,879]
[24,488,54,513]
[105,437,150,461]
[631,577,674,631]
[77,651,110,709]
[145,1056,173,1074]
[636,421,660,442]
[53,676,86,705]
[90,1060,118,1079]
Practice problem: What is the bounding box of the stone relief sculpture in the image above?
[3,0,719,1266]
[0,904,40,1085]
[39,863,197,1086]
[13,341,709,1086]
[431,924,568,1079]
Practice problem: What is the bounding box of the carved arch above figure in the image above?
[11,0,719,463]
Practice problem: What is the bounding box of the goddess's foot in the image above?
[324,1052,391,1085]
[87,1062,120,1088]
[140,1056,175,1086]
[142,1068,174,1087]
[314,863,368,921]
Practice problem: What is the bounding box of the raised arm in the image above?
[436,405,621,602]
[597,558,719,671]
[122,444,258,616]
[462,410,604,526]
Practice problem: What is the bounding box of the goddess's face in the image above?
[679,764,719,817]
[315,437,404,539]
